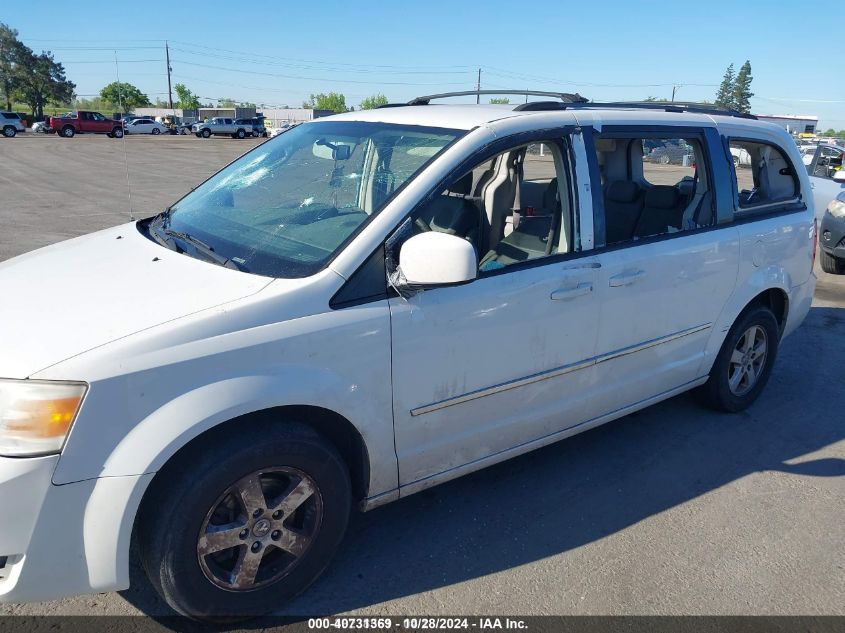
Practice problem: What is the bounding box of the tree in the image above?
[644,96,669,102]
[0,22,28,111]
[360,93,388,110]
[303,92,348,113]
[732,60,753,114]
[100,81,150,110]
[714,63,736,111]
[15,50,75,120]
[489,97,510,104]
[174,83,201,109]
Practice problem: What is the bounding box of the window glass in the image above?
[812,146,844,179]
[641,139,697,185]
[405,140,573,275]
[729,140,798,207]
[593,133,712,245]
[163,121,462,278]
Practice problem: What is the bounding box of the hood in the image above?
[0,223,271,378]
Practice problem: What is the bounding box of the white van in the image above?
[0,93,817,618]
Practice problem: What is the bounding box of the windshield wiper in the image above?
[162,228,243,271]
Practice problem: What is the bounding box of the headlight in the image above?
[826,197,845,218]
[0,380,87,456]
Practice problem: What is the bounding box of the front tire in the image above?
[2,126,16,138]
[237,129,246,139]
[152,127,161,135]
[138,422,351,620]
[698,305,780,412]
[201,128,211,138]
[820,249,845,274]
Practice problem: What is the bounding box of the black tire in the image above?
[113,127,124,138]
[62,125,75,138]
[820,248,845,274]
[137,421,351,620]
[698,304,780,412]
[237,129,246,139]
[2,125,16,138]
[152,127,161,135]
[201,128,211,138]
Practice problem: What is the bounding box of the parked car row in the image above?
[190,117,268,139]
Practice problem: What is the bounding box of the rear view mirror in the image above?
[834,170,845,183]
[396,232,477,291]
[313,138,353,160]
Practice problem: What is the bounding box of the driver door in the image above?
[388,132,603,488]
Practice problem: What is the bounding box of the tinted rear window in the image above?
[1,112,20,119]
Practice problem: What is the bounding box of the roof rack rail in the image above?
[407,90,588,106]
[554,101,757,120]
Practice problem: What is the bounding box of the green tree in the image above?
[100,81,150,110]
[15,50,75,120]
[360,93,388,110]
[714,63,736,111]
[732,60,753,114]
[644,96,669,102]
[489,97,510,104]
[303,92,348,113]
[218,96,236,107]
[0,22,29,111]
[174,83,201,109]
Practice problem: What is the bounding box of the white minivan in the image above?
[0,93,817,618]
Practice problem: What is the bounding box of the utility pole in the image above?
[671,84,682,102]
[165,40,173,109]
[476,68,481,104]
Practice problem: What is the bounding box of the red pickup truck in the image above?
[48,111,125,138]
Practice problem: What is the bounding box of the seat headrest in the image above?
[429,196,474,235]
[447,172,473,196]
[644,185,679,209]
[607,180,640,203]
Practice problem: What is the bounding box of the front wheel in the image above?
[3,126,17,137]
[201,128,211,138]
[820,249,845,274]
[236,129,246,139]
[698,305,780,412]
[138,422,351,620]
[152,127,161,135]
[112,127,124,138]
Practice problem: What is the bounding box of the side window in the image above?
[812,146,844,179]
[728,140,798,208]
[593,132,713,245]
[406,139,575,274]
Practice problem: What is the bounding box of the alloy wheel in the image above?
[197,467,322,592]
[728,325,768,396]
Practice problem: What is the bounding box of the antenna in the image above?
[113,51,134,221]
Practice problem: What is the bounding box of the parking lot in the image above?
[0,134,843,617]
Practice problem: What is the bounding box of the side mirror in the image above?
[396,232,477,290]
[833,170,845,183]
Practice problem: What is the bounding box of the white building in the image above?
[756,114,818,135]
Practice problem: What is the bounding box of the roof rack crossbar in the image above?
[560,101,757,120]
[408,90,588,106]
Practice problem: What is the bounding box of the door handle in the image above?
[609,270,645,287]
[551,282,593,301]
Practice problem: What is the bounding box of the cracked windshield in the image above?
[166,121,461,277]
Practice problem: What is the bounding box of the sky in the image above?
[6,0,845,128]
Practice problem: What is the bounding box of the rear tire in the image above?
[3,126,17,137]
[237,129,246,139]
[137,421,351,620]
[820,249,845,274]
[698,305,780,412]
[62,125,75,138]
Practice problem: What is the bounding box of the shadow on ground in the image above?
[118,306,845,624]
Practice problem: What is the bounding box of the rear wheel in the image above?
[62,125,75,138]
[113,127,124,138]
[3,125,16,137]
[698,305,779,412]
[237,129,246,139]
[820,249,845,274]
[138,422,351,620]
